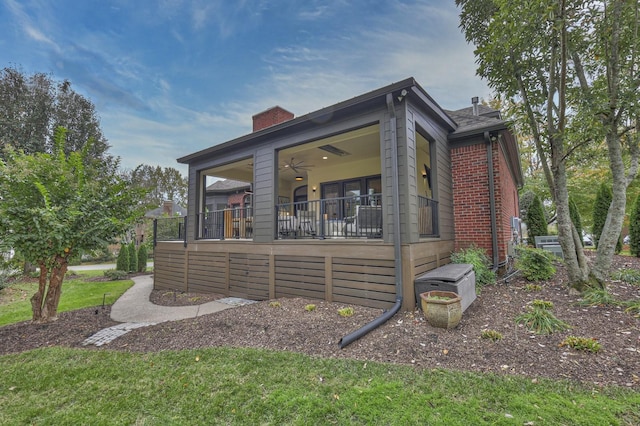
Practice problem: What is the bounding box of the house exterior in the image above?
[154,78,523,311]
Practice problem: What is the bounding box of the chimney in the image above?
[252,106,294,132]
[162,200,174,216]
[471,96,479,116]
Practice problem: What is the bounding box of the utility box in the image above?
[414,263,476,312]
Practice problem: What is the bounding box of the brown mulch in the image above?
[1,254,639,389]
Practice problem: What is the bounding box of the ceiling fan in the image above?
[281,157,314,173]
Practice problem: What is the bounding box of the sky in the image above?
[0,0,491,175]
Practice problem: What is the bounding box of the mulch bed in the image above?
[1,254,639,389]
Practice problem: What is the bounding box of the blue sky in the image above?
[0,0,490,175]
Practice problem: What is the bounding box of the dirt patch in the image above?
[1,254,639,389]
[148,289,225,306]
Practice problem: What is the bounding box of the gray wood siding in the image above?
[253,146,276,242]
[153,244,186,291]
[331,257,396,309]
[187,252,227,293]
[409,103,455,241]
[275,255,326,299]
[228,253,270,300]
[154,239,453,311]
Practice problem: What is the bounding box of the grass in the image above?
[1,346,638,425]
[0,270,133,326]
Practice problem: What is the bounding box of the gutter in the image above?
[339,93,404,348]
[485,131,499,270]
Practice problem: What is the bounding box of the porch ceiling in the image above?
[204,124,381,182]
[278,124,380,178]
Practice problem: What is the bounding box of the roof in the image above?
[178,77,457,165]
[445,106,508,139]
[206,179,251,192]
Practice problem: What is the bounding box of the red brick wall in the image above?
[252,106,294,132]
[495,143,520,263]
[452,143,493,255]
[451,141,519,266]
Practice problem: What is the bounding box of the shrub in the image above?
[624,300,640,317]
[577,288,618,306]
[515,300,571,335]
[515,246,556,281]
[525,194,548,247]
[629,194,640,257]
[559,336,602,353]
[480,329,503,342]
[128,242,138,273]
[531,299,554,310]
[451,246,496,287]
[611,268,640,285]
[103,269,128,281]
[0,268,14,290]
[338,307,354,317]
[116,244,129,272]
[305,304,316,312]
[524,284,542,292]
[137,244,148,273]
[592,183,611,249]
[569,197,583,247]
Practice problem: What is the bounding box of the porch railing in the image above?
[276,193,383,239]
[192,194,438,241]
[198,206,254,240]
[154,216,187,246]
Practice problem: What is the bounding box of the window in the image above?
[321,175,381,219]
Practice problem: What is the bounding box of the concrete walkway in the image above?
[83,275,252,347]
[110,275,233,323]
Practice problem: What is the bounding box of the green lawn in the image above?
[0,270,133,326]
[1,346,638,425]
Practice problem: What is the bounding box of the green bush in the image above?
[592,183,611,249]
[116,244,129,272]
[515,246,556,281]
[560,336,602,353]
[137,244,148,273]
[451,246,496,287]
[128,242,138,273]
[515,300,571,335]
[577,288,618,306]
[629,194,640,257]
[525,194,548,247]
[103,269,129,281]
[611,268,640,285]
[569,197,583,246]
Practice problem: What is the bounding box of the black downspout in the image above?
[339,93,404,349]
[485,131,499,270]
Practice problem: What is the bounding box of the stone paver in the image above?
[82,322,156,347]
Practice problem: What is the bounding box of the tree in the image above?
[457,0,639,290]
[0,67,111,163]
[569,197,583,247]
[128,241,138,273]
[592,183,612,249]
[116,244,130,273]
[629,194,640,257]
[0,128,144,322]
[137,244,148,273]
[129,164,188,208]
[525,194,548,246]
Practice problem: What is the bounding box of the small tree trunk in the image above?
[40,256,68,322]
[30,263,48,322]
